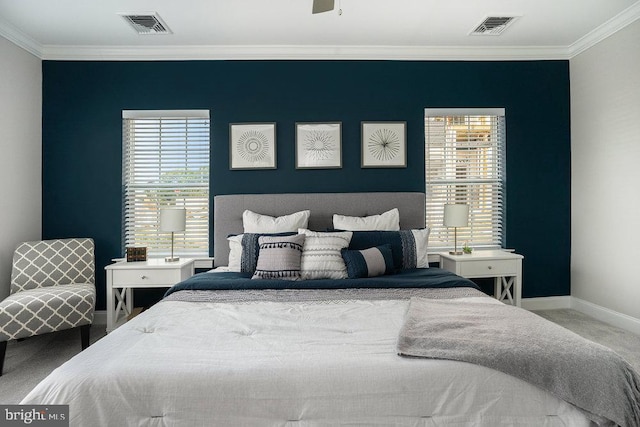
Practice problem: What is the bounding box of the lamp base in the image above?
[449,251,464,256]
[165,256,180,262]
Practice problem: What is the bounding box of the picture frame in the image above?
[295,122,342,169]
[229,123,277,170]
[361,121,407,168]
[125,247,147,262]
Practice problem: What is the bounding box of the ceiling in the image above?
[1,0,639,60]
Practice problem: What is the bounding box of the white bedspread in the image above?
[22,296,592,426]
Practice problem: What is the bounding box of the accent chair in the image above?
[0,238,96,375]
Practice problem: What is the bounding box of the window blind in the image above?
[122,110,210,257]
[425,109,505,250]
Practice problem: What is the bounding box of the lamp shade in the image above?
[443,204,469,227]
[160,208,186,232]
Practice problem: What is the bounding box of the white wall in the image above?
[0,36,42,299]
[571,19,640,320]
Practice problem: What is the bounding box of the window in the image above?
[425,108,505,250]
[122,110,210,257]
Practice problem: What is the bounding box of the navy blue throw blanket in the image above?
[164,268,479,298]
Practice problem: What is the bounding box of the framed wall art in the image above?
[229,123,277,170]
[361,121,407,168]
[295,122,342,169]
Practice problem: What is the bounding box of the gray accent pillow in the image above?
[251,234,306,281]
[240,232,297,274]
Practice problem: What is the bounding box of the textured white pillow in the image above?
[411,228,431,268]
[333,208,400,231]
[299,229,353,280]
[243,209,311,233]
[226,234,243,272]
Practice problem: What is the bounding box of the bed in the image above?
[21,193,640,426]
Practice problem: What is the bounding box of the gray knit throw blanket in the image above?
[397,297,640,427]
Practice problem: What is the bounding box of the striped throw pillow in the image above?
[299,229,353,280]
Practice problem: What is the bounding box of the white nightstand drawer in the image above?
[439,251,523,307]
[459,259,518,278]
[111,269,181,287]
[105,258,195,332]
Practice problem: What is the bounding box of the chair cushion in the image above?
[0,284,95,341]
[11,238,95,293]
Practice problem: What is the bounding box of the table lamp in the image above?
[444,204,469,255]
[160,208,186,262]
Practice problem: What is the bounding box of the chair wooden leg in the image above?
[0,341,7,376]
[80,325,91,350]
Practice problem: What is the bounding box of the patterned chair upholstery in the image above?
[0,238,96,375]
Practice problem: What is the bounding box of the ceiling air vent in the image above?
[121,13,172,35]
[470,16,517,36]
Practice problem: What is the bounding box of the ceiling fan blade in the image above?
[312,0,335,14]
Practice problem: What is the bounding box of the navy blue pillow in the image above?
[346,230,418,271]
[341,244,395,279]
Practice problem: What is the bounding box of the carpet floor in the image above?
[1,309,639,404]
[0,325,107,404]
[532,308,640,373]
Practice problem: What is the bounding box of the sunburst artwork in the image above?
[296,123,342,169]
[367,129,400,161]
[237,130,270,163]
[361,122,406,168]
[304,131,335,161]
[230,123,276,169]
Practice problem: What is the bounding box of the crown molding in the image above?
[0,16,42,58]
[2,2,639,62]
[568,1,640,58]
[40,44,570,61]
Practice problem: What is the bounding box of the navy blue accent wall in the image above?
[42,60,570,309]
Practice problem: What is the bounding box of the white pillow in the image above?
[227,234,243,272]
[298,229,353,280]
[333,208,400,231]
[243,209,311,233]
[411,228,431,268]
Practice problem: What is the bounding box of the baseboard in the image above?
[521,296,640,335]
[93,310,106,326]
[571,297,640,336]
[521,296,572,311]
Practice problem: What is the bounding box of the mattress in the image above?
[21,291,592,426]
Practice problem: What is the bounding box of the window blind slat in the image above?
[123,111,210,257]
[425,110,505,249]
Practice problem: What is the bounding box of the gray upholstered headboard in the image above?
[213,192,426,267]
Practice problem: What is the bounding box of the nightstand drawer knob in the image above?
[487,266,493,270]
[141,275,148,279]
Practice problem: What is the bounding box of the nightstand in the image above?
[105,258,195,332]
[439,250,523,306]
